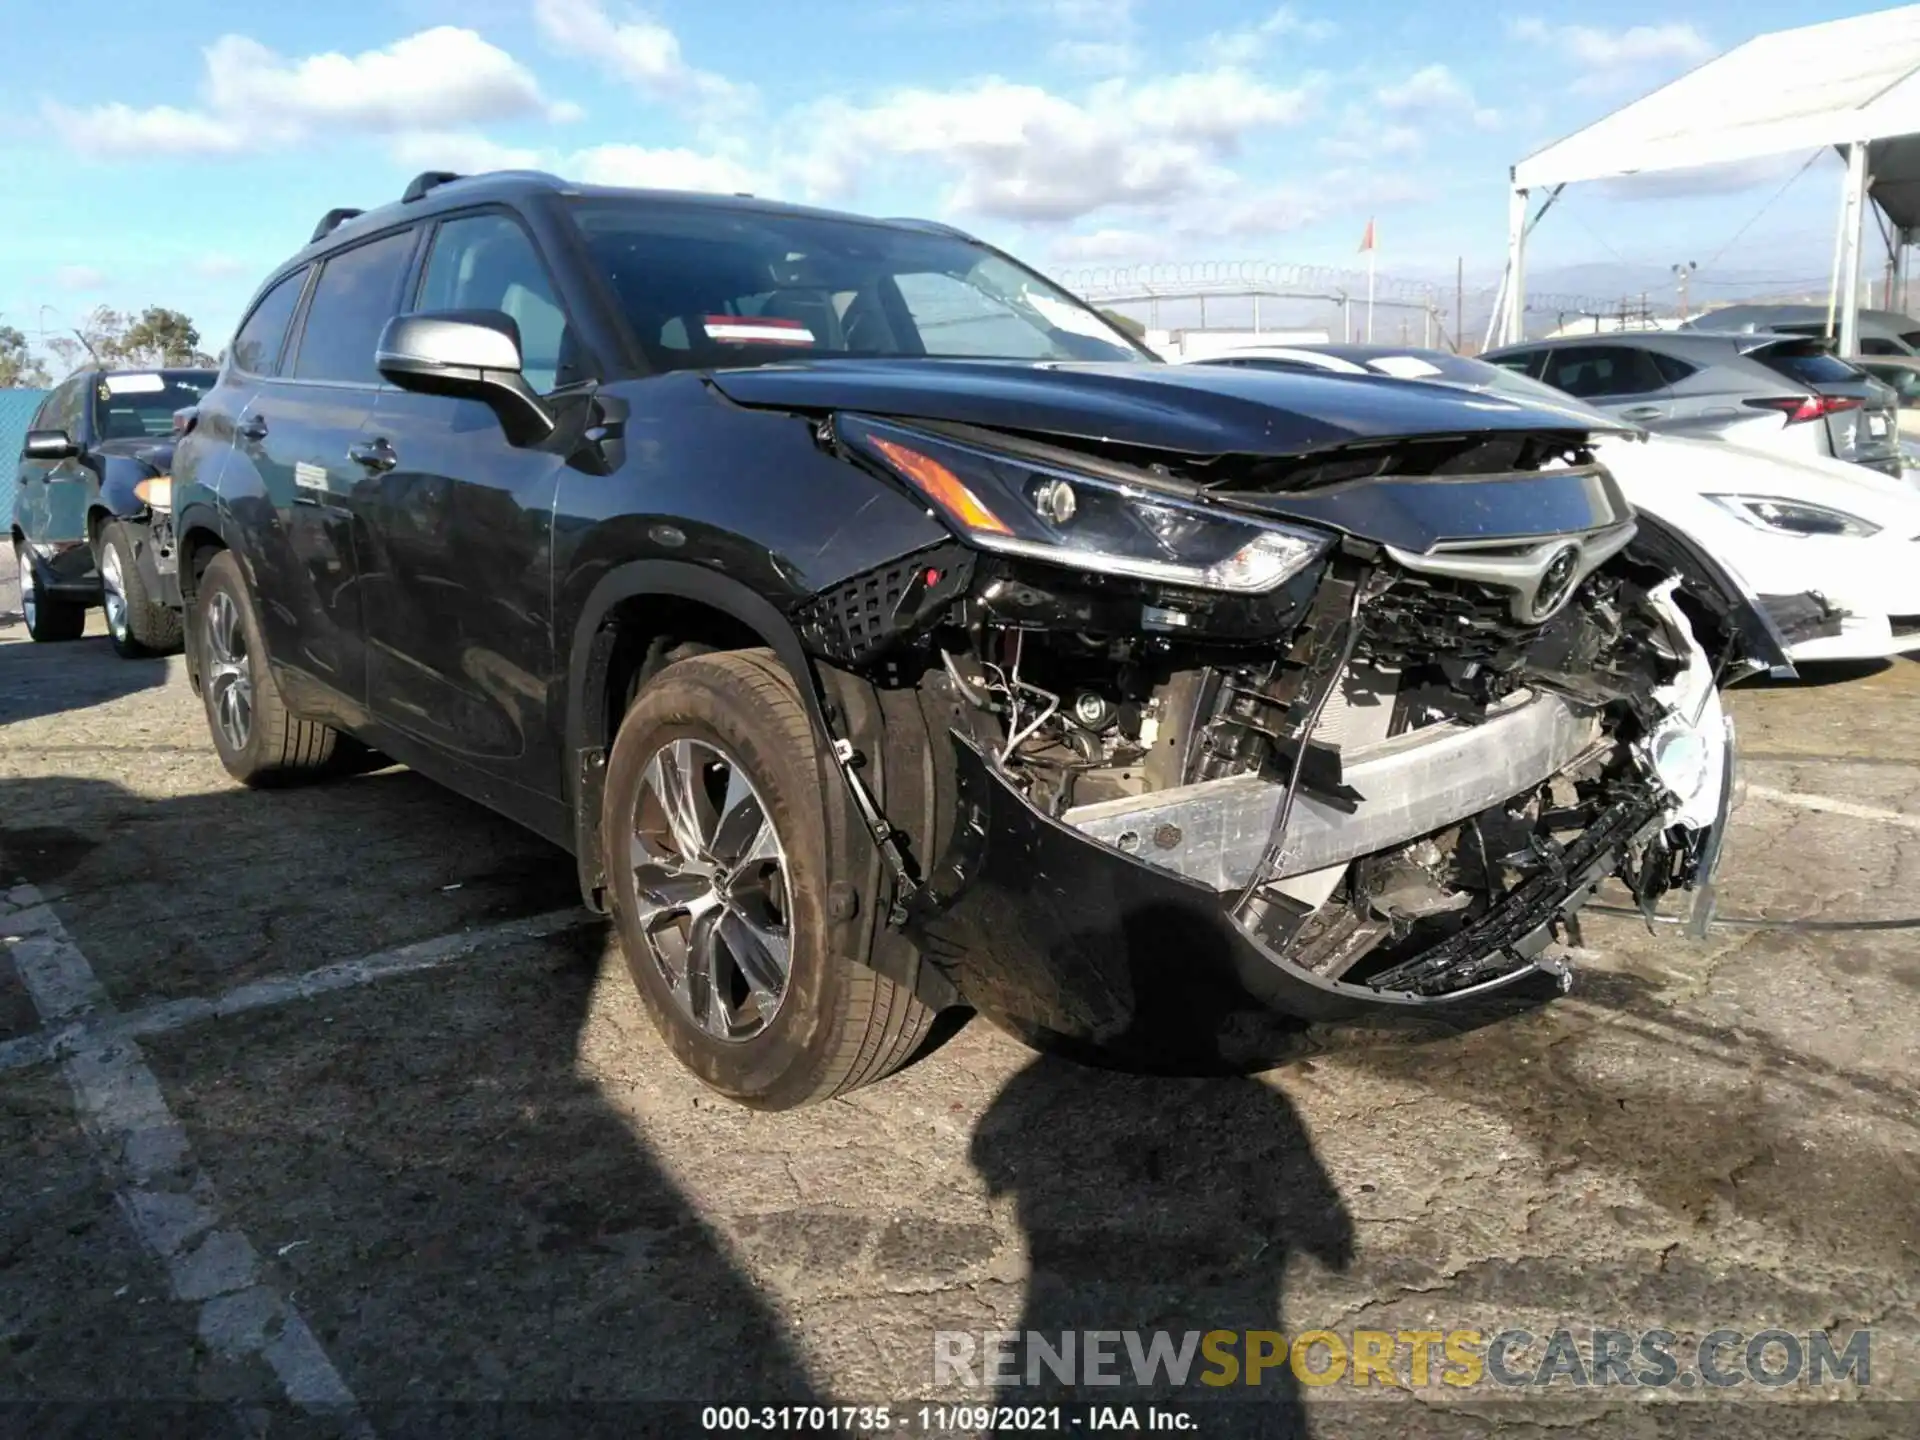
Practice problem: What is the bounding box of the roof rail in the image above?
[402,171,462,204]
[309,207,364,244]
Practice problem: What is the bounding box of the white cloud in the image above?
[44,101,246,157]
[54,265,107,291]
[566,144,760,193]
[532,0,750,109]
[47,27,571,159]
[1198,6,1336,66]
[1511,18,1713,92]
[1372,63,1499,129]
[795,68,1319,224]
[391,130,545,173]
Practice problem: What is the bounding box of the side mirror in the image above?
[376,310,555,447]
[23,429,78,461]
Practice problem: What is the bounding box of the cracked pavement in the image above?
[1,548,1916,1437]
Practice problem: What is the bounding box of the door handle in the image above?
[1619,406,1665,421]
[348,438,398,473]
[238,415,269,442]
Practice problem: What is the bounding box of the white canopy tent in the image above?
[1495,5,1920,352]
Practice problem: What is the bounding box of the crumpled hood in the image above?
[95,436,176,470]
[707,357,1601,459]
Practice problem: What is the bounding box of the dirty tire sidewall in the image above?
[103,520,183,658]
[193,550,338,786]
[14,539,87,643]
[604,651,847,1110]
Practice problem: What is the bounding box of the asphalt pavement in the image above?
[1,547,1915,1438]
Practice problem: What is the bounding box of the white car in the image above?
[1195,345,1920,668]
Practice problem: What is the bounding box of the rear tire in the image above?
[193,550,348,787]
[14,539,87,643]
[603,648,934,1109]
[99,520,183,658]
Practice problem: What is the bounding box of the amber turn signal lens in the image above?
[133,476,173,510]
[868,437,1013,536]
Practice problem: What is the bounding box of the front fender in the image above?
[1625,510,1795,679]
[563,558,831,910]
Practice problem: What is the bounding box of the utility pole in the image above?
[1672,261,1697,323]
[1455,257,1464,354]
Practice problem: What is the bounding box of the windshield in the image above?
[569,199,1151,373]
[91,370,215,440]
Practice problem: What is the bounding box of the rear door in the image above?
[226,227,420,724]
[1536,345,1672,424]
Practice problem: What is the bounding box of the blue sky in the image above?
[0,0,1892,358]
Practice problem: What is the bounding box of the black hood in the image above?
[95,436,175,469]
[707,357,1597,459]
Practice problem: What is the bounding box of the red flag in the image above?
[1359,218,1376,253]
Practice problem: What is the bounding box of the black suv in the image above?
[12,366,212,654]
[172,170,1764,1107]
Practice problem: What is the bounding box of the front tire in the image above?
[193,550,347,786]
[13,539,87,642]
[603,648,934,1109]
[99,520,183,658]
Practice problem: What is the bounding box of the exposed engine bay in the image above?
[796,413,1738,1015]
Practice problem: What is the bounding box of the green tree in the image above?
[119,306,214,366]
[0,325,52,388]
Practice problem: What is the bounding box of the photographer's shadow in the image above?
[968,910,1356,1439]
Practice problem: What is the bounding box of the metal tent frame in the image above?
[1494,5,1920,353]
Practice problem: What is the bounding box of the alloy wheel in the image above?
[630,738,792,1042]
[100,542,128,642]
[17,548,35,631]
[204,590,253,753]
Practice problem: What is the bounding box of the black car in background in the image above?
[169,170,1759,1107]
[11,366,213,654]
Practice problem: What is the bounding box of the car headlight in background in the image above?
[845,417,1329,593]
[1703,494,1881,539]
[132,475,173,511]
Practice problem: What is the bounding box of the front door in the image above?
[355,209,575,796]
[15,376,95,587]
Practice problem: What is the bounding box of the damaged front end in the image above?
[798,409,1738,1059]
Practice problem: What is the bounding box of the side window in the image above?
[1487,350,1542,378]
[29,387,63,431]
[416,212,572,394]
[231,268,308,377]
[1651,353,1697,385]
[1858,337,1901,356]
[52,377,87,437]
[1540,346,1664,399]
[291,229,417,386]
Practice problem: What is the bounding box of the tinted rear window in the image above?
[291,229,416,385]
[1539,345,1665,399]
[1754,346,1861,387]
[231,269,307,377]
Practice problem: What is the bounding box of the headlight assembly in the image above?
[846,417,1329,593]
[1703,494,1881,539]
